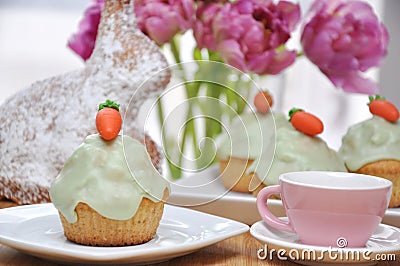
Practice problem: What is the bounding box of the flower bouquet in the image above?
[68,0,388,178]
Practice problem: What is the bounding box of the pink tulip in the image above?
[68,0,194,60]
[194,2,224,51]
[135,0,195,45]
[67,0,104,61]
[207,0,301,75]
[301,0,389,94]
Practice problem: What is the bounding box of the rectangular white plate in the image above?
[0,203,249,264]
[169,165,400,227]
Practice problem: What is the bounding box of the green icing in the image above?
[218,112,346,187]
[339,116,400,171]
[216,112,290,161]
[249,126,347,186]
[49,134,170,223]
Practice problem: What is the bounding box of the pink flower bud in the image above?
[194,2,224,51]
[301,0,389,94]
[67,0,104,61]
[200,0,300,75]
[135,0,195,45]
[68,0,195,60]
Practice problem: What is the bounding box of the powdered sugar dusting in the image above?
[0,0,170,204]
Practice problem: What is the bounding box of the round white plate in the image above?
[0,203,249,264]
[169,165,400,227]
[250,220,400,265]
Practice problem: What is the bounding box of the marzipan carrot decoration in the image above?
[289,108,324,136]
[254,90,273,114]
[368,95,399,123]
[96,99,122,140]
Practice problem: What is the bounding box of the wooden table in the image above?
[0,200,399,265]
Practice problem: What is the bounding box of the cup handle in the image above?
[256,185,294,232]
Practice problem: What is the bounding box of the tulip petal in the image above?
[276,1,301,31]
[325,71,379,94]
[218,40,247,72]
[67,0,104,60]
[135,0,195,45]
[247,49,296,75]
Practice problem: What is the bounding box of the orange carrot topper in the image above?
[289,108,324,136]
[254,90,273,114]
[96,99,122,141]
[368,95,399,123]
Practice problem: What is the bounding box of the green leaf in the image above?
[288,108,303,121]
[193,47,202,61]
[368,94,386,106]
[98,99,120,111]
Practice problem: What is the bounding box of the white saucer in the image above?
[250,220,400,265]
[0,204,249,264]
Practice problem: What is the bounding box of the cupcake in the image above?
[216,91,290,193]
[339,95,400,208]
[250,108,347,196]
[50,100,170,246]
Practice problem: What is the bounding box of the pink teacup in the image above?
[256,171,392,247]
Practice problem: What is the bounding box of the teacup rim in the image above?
[279,171,392,191]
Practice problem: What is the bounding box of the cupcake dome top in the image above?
[216,112,290,161]
[50,134,170,223]
[250,125,346,186]
[339,116,400,171]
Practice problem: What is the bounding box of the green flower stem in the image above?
[224,76,238,119]
[170,35,181,67]
[206,83,222,135]
[193,81,220,169]
[162,36,202,178]
[182,82,202,161]
[236,74,251,114]
[157,99,182,179]
[222,71,249,118]
[159,37,250,177]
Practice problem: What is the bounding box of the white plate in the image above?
[0,203,249,264]
[251,220,400,265]
[168,165,286,225]
[168,165,400,227]
[385,208,400,227]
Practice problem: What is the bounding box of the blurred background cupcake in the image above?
[340,95,400,208]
